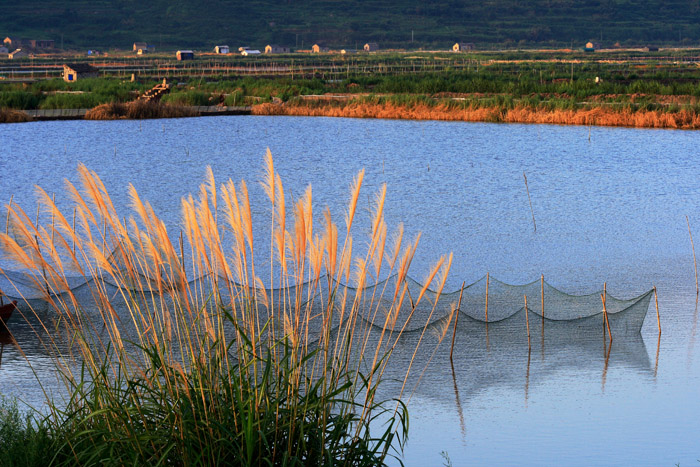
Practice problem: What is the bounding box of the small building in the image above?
[63,63,99,82]
[363,42,379,52]
[452,42,475,52]
[8,49,28,59]
[584,41,601,52]
[176,50,194,60]
[644,45,659,52]
[241,49,261,56]
[133,42,148,51]
[265,44,290,54]
[29,39,54,49]
[214,45,230,54]
[312,44,329,53]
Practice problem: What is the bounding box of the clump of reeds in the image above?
[85,100,199,120]
[0,150,453,465]
[252,96,700,129]
[0,107,32,123]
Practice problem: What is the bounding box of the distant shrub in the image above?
[162,90,211,106]
[0,91,40,110]
[85,100,199,119]
[39,93,102,109]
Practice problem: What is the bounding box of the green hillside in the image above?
[2,0,700,51]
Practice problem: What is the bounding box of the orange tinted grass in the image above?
[253,99,700,129]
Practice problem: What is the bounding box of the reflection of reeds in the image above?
[253,97,700,129]
[0,151,452,464]
[85,100,199,120]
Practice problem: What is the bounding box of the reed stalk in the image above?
[449,281,465,362]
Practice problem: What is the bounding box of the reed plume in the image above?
[0,150,453,465]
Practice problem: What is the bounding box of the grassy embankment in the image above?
[0,152,453,465]
[245,64,700,128]
[253,94,700,129]
[4,55,700,127]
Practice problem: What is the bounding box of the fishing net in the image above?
[0,264,653,338]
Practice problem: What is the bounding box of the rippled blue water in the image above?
[1,116,699,465]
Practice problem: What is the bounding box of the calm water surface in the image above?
[1,116,699,466]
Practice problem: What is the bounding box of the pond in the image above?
[0,115,699,465]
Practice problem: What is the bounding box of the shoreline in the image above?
[251,99,700,130]
[0,105,251,123]
[4,99,700,129]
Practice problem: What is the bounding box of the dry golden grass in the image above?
[0,108,32,123]
[253,99,700,129]
[85,100,199,120]
[0,150,454,464]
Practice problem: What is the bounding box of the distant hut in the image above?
[214,45,230,54]
[584,41,601,52]
[265,44,290,54]
[644,45,659,52]
[241,49,261,56]
[8,49,28,59]
[63,63,99,82]
[311,44,329,53]
[452,42,475,52]
[363,42,379,52]
[176,50,194,60]
[133,42,148,52]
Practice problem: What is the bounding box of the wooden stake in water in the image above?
[654,286,661,334]
[524,294,531,350]
[485,272,489,323]
[450,281,466,363]
[688,216,698,298]
[523,172,536,232]
[541,274,545,327]
[602,283,612,343]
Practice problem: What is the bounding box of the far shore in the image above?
[4,97,700,130]
[251,98,700,130]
